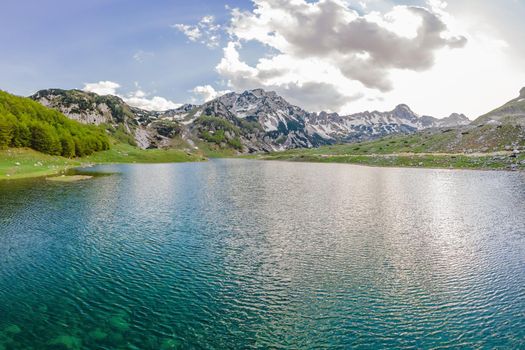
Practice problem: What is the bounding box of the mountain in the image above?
[305,105,469,142]
[31,88,470,153]
[30,89,183,149]
[183,89,326,152]
[474,87,525,126]
[421,113,470,128]
[164,90,469,151]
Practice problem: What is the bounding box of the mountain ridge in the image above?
[30,87,471,153]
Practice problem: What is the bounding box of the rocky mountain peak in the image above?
[393,104,414,113]
[173,104,197,113]
[520,87,525,98]
[394,103,411,110]
[246,88,274,98]
[448,113,468,121]
[392,104,418,121]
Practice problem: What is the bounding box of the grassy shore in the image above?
[193,141,241,158]
[0,148,81,180]
[80,143,204,164]
[251,127,525,171]
[3,137,524,181]
[0,144,204,180]
[257,151,525,170]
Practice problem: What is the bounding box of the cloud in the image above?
[214,41,365,111]
[192,85,230,102]
[173,15,222,48]
[173,24,202,41]
[82,81,181,111]
[133,50,154,63]
[191,0,466,112]
[83,81,120,95]
[277,82,364,111]
[125,90,182,110]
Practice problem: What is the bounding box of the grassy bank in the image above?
[258,151,525,170]
[194,141,240,158]
[0,148,80,180]
[80,143,204,164]
[254,126,525,171]
[0,144,204,180]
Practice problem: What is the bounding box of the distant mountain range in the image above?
[30,88,475,153]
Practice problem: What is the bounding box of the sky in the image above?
[1,0,524,119]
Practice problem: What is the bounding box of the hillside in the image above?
[474,87,525,126]
[260,126,525,170]
[30,89,172,149]
[0,90,109,157]
[274,124,524,156]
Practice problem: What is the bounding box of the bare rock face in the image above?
[31,89,136,125]
[134,128,153,149]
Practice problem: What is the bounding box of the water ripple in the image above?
[0,161,524,349]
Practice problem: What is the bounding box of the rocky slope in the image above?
[32,89,140,126]
[474,87,525,126]
[31,88,470,153]
[181,89,328,152]
[30,89,181,149]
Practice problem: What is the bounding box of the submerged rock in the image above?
[161,338,181,349]
[48,335,82,350]
[107,332,124,345]
[46,175,93,182]
[36,304,48,314]
[4,324,21,334]
[88,328,108,341]
[109,312,130,332]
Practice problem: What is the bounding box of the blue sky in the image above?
[1,0,524,117]
[0,0,244,99]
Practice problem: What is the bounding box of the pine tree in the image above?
[0,118,13,149]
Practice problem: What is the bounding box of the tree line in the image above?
[0,90,109,157]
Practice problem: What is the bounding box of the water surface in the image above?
[0,160,524,349]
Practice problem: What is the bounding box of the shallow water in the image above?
[0,160,524,349]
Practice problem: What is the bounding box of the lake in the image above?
[0,160,524,349]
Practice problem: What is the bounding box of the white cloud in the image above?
[125,90,182,110]
[333,0,525,118]
[83,81,120,96]
[201,0,466,112]
[192,85,230,102]
[174,0,525,117]
[173,24,202,41]
[214,42,363,111]
[173,15,222,48]
[133,50,154,63]
[343,26,525,119]
[82,81,181,111]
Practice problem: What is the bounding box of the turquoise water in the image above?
[0,159,524,349]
